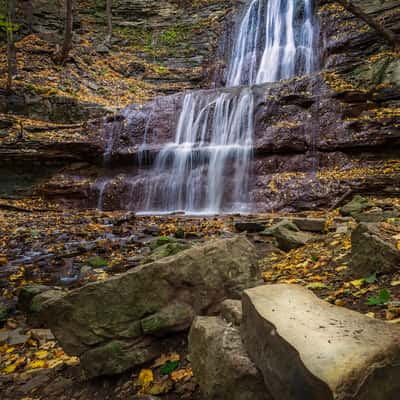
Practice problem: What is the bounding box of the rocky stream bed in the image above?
[0,195,399,399]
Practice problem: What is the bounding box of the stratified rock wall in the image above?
[2,0,399,211]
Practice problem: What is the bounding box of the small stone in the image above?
[291,217,326,232]
[30,329,55,344]
[235,221,266,233]
[95,43,110,54]
[7,328,29,345]
[143,226,161,236]
[220,299,242,326]
[340,195,369,216]
[261,220,314,251]
[335,223,348,234]
[18,370,52,394]
[87,82,99,91]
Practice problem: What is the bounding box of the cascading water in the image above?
[138,0,315,214]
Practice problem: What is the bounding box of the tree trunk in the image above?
[6,0,17,94]
[336,0,398,49]
[57,0,73,64]
[106,0,112,44]
[25,0,34,33]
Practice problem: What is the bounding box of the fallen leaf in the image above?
[137,368,154,388]
[152,352,180,368]
[170,367,193,383]
[350,278,365,289]
[27,359,46,369]
[35,350,49,359]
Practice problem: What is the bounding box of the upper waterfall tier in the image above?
[227,0,314,86]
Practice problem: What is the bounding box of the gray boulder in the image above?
[351,223,400,277]
[242,284,400,400]
[261,220,314,251]
[38,236,260,377]
[189,316,271,400]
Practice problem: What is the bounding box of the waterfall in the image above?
[138,0,314,214]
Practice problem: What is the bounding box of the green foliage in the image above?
[160,360,180,375]
[0,14,19,33]
[367,289,390,305]
[88,256,108,268]
[150,236,176,250]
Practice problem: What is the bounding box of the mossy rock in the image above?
[143,242,191,264]
[149,236,177,250]
[340,195,370,216]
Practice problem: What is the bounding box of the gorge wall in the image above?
[0,0,399,212]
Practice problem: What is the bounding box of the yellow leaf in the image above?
[390,280,400,287]
[35,350,49,359]
[147,379,173,395]
[27,360,46,369]
[397,242,400,251]
[335,266,348,272]
[138,368,154,388]
[350,278,365,289]
[2,364,17,373]
[0,257,8,266]
[47,359,64,369]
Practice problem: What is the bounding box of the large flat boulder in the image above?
[242,284,400,400]
[351,223,400,277]
[38,236,260,377]
[189,316,271,400]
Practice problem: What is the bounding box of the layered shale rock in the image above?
[36,236,261,377]
[242,284,400,400]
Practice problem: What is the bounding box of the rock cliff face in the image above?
[1,0,399,211]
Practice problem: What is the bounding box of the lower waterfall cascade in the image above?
[103,0,316,214]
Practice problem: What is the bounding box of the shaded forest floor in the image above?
[0,196,399,399]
